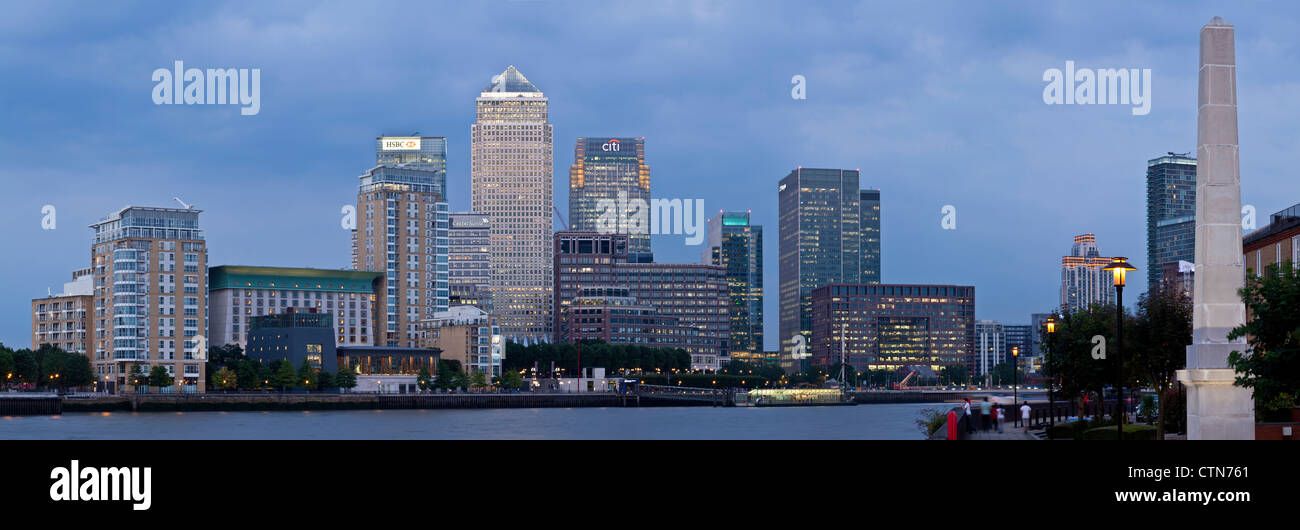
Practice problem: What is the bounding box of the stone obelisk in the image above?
[1176,17,1254,440]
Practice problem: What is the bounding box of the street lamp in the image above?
[1012,346,1019,426]
[1102,256,1137,440]
[1046,316,1057,428]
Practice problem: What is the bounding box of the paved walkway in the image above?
[967,418,1039,440]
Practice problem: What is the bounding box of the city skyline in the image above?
[6,3,1300,352]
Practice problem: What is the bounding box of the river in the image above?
[0,402,945,439]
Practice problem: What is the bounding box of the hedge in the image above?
[1081,424,1159,440]
[1046,418,1115,440]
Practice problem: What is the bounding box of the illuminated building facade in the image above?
[1146,154,1197,292]
[471,65,554,344]
[570,137,651,258]
[808,283,974,373]
[448,213,491,310]
[89,206,208,393]
[1059,234,1116,313]
[704,211,763,354]
[208,265,383,349]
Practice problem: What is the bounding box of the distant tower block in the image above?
[1176,17,1254,440]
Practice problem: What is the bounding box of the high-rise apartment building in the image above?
[974,320,1005,377]
[807,283,974,373]
[89,206,208,393]
[471,65,554,343]
[570,137,651,258]
[31,269,94,356]
[778,168,879,367]
[208,266,383,349]
[448,213,491,310]
[376,136,448,192]
[704,211,763,354]
[553,231,729,370]
[1146,153,1197,292]
[1060,234,1116,313]
[354,165,449,347]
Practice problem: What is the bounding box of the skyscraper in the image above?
[354,165,449,347]
[778,168,876,367]
[860,189,882,284]
[704,211,763,354]
[471,65,554,343]
[974,320,1006,378]
[376,136,448,192]
[1060,234,1116,313]
[1146,153,1197,292]
[569,136,651,258]
[89,206,208,393]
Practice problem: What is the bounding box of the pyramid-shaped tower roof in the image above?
[483,65,541,93]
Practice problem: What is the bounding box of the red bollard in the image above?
[947,410,958,440]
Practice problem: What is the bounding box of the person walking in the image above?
[980,397,992,431]
[963,398,974,434]
[1021,402,1032,431]
[996,405,1005,433]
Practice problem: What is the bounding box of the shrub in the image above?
[1161,387,1187,433]
[1046,418,1115,440]
[1081,424,1158,440]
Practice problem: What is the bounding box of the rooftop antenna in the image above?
[172,197,192,209]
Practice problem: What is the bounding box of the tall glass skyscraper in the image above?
[569,137,651,258]
[471,65,554,344]
[705,211,763,354]
[778,168,878,368]
[1146,153,1197,292]
[376,136,448,193]
[860,189,882,284]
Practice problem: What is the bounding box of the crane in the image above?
[172,197,193,210]
[553,206,568,230]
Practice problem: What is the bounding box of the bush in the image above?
[1081,424,1158,440]
[1161,387,1186,433]
[1046,418,1115,440]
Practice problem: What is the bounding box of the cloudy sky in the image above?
[2,0,1298,351]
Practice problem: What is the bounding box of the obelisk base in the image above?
[1177,364,1254,440]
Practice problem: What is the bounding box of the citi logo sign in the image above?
[49,460,152,511]
[601,139,621,152]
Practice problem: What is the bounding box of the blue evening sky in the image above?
[2,1,1298,351]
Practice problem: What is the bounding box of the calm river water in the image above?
[0,402,943,440]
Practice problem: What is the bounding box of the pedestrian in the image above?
[980,397,992,431]
[1021,402,1032,431]
[996,405,1005,433]
[963,398,974,434]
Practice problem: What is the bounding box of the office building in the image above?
[208,265,384,349]
[1146,153,1198,292]
[1003,324,1033,373]
[376,136,448,192]
[1060,234,1116,313]
[860,189,882,284]
[89,206,208,393]
[31,269,94,355]
[245,309,338,373]
[807,283,975,374]
[448,213,492,310]
[471,65,554,344]
[556,287,715,367]
[778,168,879,368]
[554,231,729,370]
[1243,202,1300,275]
[569,137,651,257]
[353,164,450,347]
[337,345,442,393]
[704,211,763,354]
[418,305,503,378]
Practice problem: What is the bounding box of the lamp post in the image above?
[1046,316,1057,428]
[1102,257,1137,440]
[1012,346,1019,426]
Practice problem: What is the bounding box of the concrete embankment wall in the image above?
[47,392,633,414]
[0,396,62,415]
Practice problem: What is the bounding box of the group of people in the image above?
[962,397,1030,434]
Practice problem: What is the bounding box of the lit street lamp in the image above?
[1102,256,1137,440]
[1046,316,1057,428]
[1012,346,1019,426]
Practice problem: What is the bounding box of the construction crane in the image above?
[551,205,566,229]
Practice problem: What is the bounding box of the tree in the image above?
[149,366,173,389]
[0,345,15,388]
[62,354,93,389]
[316,370,334,391]
[1044,303,1137,416]
[336,366,357,392]
[274,360,297,391]
[435,360,461,390]
[1228,261,1300,421]
[297,359,316,390]
[500,370,523,390]
[212,367,238,391]
[12,349,37,388]
[129,364,148,389]
[1130,281,1192,439]
[417,367,432,391]
[236,359,261,390]
[826,362,859,387]
[940,364,970,386]
[469,371,488,390]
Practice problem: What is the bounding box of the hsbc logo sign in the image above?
[381,137,421,151]
[601,139,621,152]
